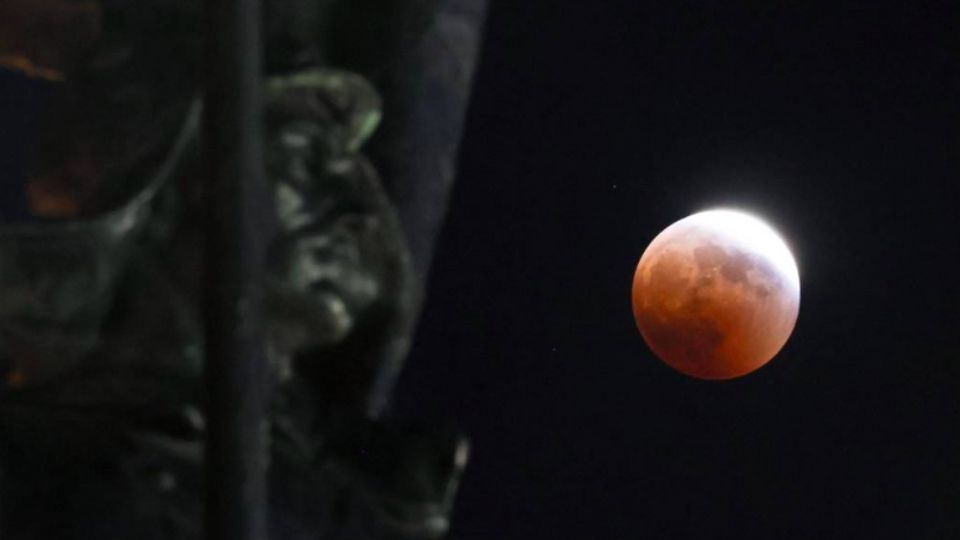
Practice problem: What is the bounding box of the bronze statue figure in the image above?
[0,0,487,538]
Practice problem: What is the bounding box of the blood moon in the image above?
[632,209,800,380]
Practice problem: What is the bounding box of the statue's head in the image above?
[262,69,415,418]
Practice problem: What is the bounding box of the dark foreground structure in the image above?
[0,1,486,538]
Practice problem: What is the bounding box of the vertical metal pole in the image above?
[202,0,269,539]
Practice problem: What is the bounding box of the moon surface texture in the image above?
[632,209,800,380]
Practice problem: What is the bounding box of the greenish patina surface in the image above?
[0,0,486,538]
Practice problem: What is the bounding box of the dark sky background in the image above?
[397,1,960,538]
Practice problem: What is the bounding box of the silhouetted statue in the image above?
[0,1,486,538]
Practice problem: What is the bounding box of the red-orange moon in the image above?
[632,209,800,380]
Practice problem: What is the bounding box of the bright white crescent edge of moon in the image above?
[679,208,801,293]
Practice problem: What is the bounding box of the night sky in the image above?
[396,1,960,538]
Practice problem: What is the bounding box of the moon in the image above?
[631,209,800,380]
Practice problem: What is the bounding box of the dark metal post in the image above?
[202,0,269,539]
